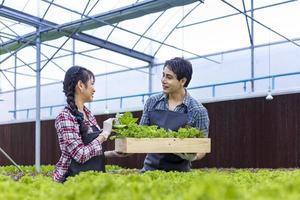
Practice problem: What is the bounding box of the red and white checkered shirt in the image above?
[53,105,102,182]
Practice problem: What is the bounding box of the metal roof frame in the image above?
[0,5,154,63]
[0,0,207,62]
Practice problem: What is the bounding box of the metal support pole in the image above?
[14,53,17,119]
[148,62,153,94]
[72,39,75,65]
[250,0,255,92]
[35,27,41,173]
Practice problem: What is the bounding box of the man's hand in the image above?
[174,153,206,161]
[174,153,197,161]
[104,150,131,158]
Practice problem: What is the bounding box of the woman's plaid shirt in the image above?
[53,105,102,182]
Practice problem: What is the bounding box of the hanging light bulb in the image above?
[266,90,273,101]
[266,41,273,101]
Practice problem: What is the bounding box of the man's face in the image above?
[161,66,185,94]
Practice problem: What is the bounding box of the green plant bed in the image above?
[1,166,300,200]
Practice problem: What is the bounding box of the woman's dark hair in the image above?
[164,57,193,87]
[63,66,95,136]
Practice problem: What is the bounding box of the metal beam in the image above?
[0,6,46,27]
[178,0,298,29]
[41,0,200,33]
[0,0,201,62]
[72,33,154,63]
[0,5,154,62]
[39,0,219,64]
[221,0,300,48]
[1,29,149,75]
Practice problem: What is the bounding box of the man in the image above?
[140,57,209,172]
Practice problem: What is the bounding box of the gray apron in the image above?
[65,125,105,180]
[142,106,190,172]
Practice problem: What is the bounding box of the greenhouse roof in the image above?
[0,0,299,90]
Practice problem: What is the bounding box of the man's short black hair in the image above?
[164,57,193,87]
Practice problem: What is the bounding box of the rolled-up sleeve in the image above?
[55,113,102,164]
[139,98,151,126]
[194,107,210,137]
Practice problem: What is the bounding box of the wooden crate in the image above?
[115,138,211,153]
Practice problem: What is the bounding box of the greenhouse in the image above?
[0,0,300,199]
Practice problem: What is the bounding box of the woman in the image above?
[53,66,120,183]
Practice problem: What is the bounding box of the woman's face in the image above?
[80,78,95,102]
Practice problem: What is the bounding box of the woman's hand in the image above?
[100,118,115,140]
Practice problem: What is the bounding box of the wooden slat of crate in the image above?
[115,138,211,153]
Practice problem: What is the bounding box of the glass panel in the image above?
[86,0,138,16]
[254,1,300,44]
